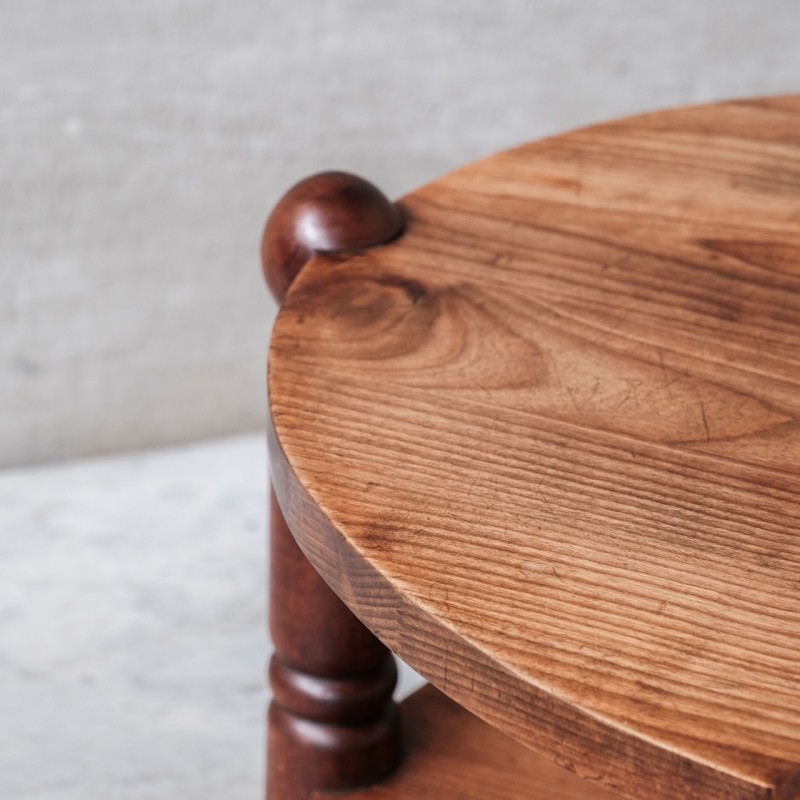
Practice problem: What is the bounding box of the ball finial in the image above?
[261,171,404,302]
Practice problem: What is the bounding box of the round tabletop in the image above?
[269,96,800,800]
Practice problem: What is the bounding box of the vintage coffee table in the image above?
[261,96,800,800]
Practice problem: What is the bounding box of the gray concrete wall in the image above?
[3,0,799,466]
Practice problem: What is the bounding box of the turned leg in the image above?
[262,173,405,800]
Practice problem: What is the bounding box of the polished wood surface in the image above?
[267,494,400,800]
[269,97,800,800]
[317,684,623,800]
[263,173,404,799]
[262,170,403,301]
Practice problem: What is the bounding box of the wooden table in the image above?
[262,96,800,800]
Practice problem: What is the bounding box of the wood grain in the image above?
[317,684,623,800]
[269,96,800,800]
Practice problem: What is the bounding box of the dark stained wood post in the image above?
[261,172,405,800]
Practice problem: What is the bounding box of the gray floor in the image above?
[1,434,422,799]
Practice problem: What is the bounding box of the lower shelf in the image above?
[317,684,620,800]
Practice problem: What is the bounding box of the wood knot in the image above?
[279,268,440,363]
